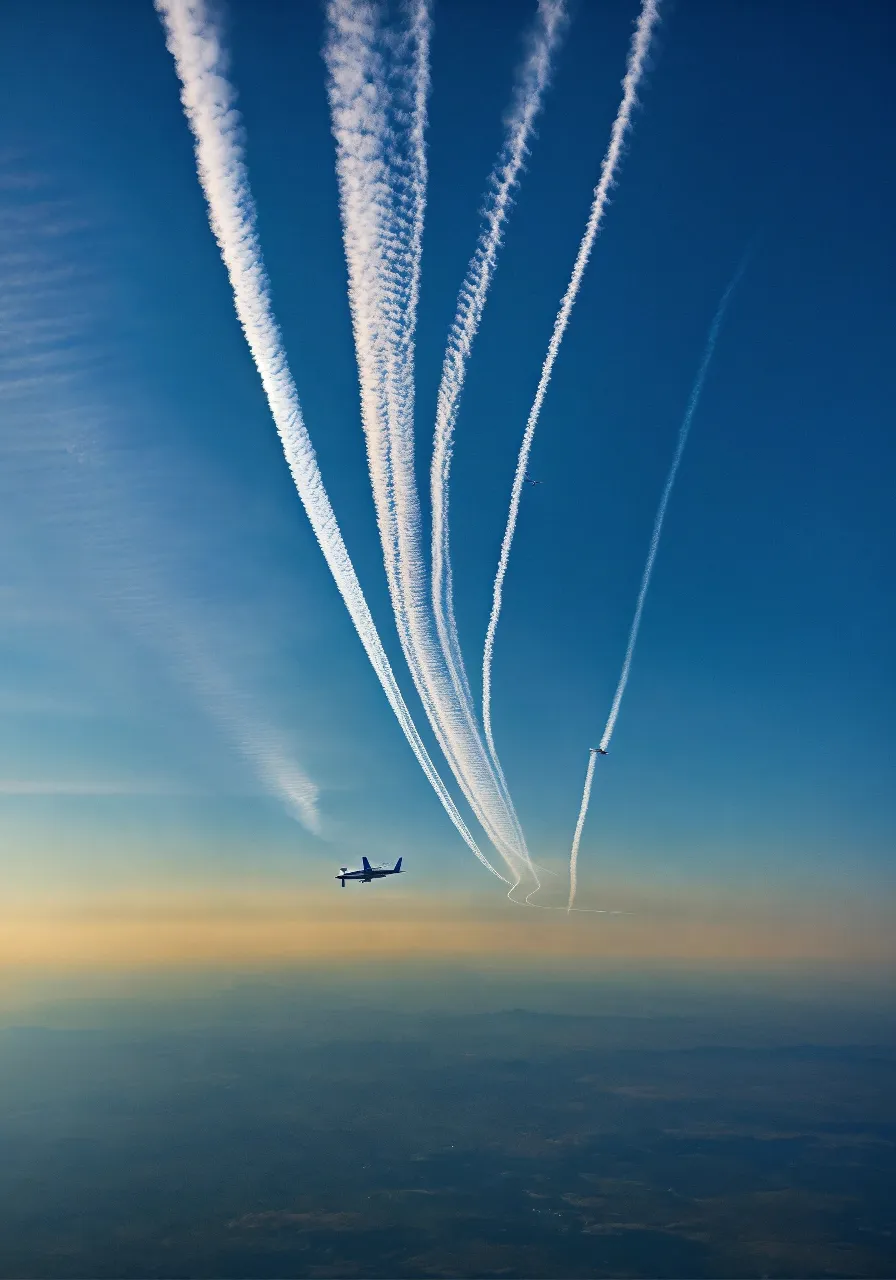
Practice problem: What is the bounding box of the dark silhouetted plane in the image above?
[336,856,403,887]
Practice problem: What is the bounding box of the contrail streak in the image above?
[430,0,567,806]
[566,747,596,911]
[324,0,534,883]
[599,258,749,752]
[483,0,661,761]
[155,0,506,880]
[567,256,749,908]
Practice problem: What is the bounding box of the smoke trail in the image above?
[483,0,661,759]
[155,0,506,880]
[430,0,567,799]
[599,259,749,752]
[566,256,749,907]
[324,0,535,884]
[566,748,596,911]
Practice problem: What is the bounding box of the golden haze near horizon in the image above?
[2,882,893,971]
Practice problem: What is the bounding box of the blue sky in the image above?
[1,0,894,931]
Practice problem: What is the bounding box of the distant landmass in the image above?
[1,1004,894,1278]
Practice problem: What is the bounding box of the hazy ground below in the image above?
[1,969,894,1278]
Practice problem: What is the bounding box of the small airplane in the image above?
[336,856,403,887]
[524,473,543,486]
[590,746,609,756]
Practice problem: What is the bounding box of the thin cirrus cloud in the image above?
[0,779,198,797]
[0,177,321,833]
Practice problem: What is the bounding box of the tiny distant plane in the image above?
[590,746,609,756]
[336,856,403,887]
[524,473,543,486]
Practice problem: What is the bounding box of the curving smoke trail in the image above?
[482,0,661,759]
[324,0,534,884]
[566,747,597,911]
[567,256,750,908]
[430,0,567,807]
[155,0,506,880]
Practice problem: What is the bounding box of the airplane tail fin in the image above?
[362,856,372,873]
[393,857,402,873]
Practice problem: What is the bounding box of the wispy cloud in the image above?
[0,779,197,797]
[0,168,321,833]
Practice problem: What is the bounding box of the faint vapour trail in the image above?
[567,257,749,907]
[598,258,750,752]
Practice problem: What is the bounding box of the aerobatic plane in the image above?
[336,856,403,887]
[524,472,543,486]
[590,746,609,756]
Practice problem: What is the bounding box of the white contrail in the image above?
[599,260,749,752]
[567,257,749,908]
[430,0,566,818]
[566,748,596,911]
[324,0,535,884]
[155,0,506,880]
[483,0,661,761]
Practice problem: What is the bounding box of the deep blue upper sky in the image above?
[1,0,893,909]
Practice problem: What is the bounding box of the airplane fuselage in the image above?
[338,869,397,884]
[337,857,403,887]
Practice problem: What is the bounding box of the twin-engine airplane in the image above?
[337,856,403,887]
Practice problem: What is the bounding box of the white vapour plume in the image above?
[599,258,749,751]
[566,748,596,911]
[324,0,534,884]
[151,616,323,831]
[430,0,566,811]
[567,257,748,908]
[155,0,505,879]
[483,0,661,759]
